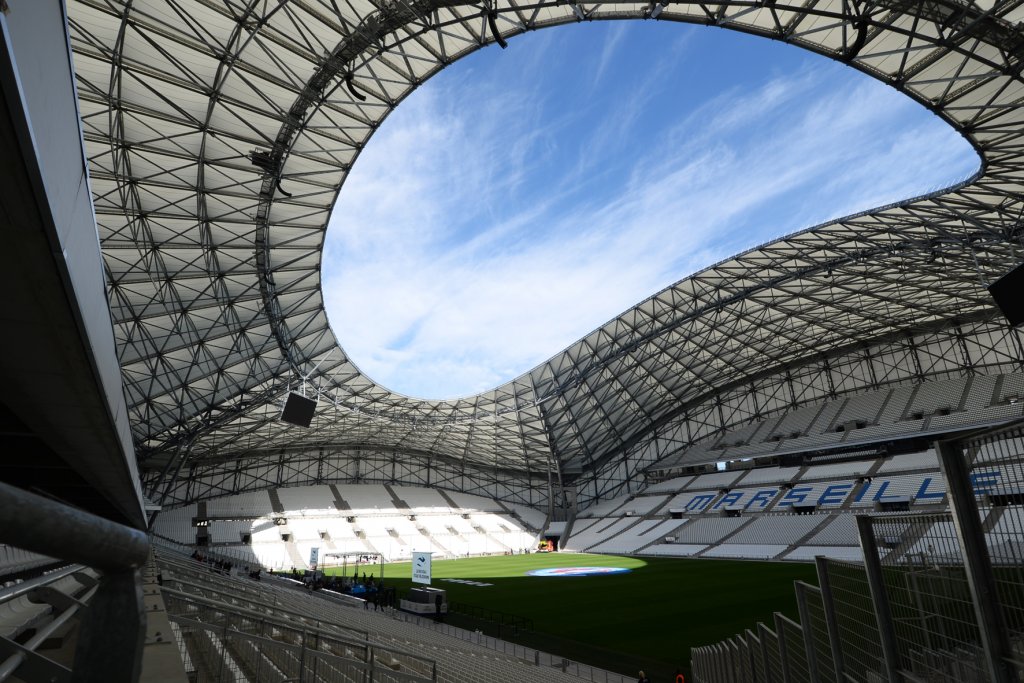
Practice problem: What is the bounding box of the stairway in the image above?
[284,539,306,569]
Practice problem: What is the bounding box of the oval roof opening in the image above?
[323,22,977,400]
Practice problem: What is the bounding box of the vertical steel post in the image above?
[936,439,1017,683]
[794,581,821,683]
[70,569,146,683]
[856,514,902,682]
[814,556,846,683]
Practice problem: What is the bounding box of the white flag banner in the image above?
[411,552,431,585]
[309,546,319,570]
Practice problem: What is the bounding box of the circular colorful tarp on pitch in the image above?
[526,566,632,577]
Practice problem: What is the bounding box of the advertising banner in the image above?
[412,552,431,585]
[309,546,319,570]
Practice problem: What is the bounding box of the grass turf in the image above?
[325,553,817,679]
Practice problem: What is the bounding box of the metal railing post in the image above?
[70,568,145,683]
[856,515,901,682]
[814,556,845,683]
[936,438,1017,683]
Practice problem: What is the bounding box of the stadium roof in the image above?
[68,0,1024,499]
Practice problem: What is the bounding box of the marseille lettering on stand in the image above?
[686,494,716,511]
[970,470,1001,495]
[914,477,945,502]
[817,483,853,506]
[777,486,812,507]
[676,471,1002,515]
[745,489,778,509]
[872,481,897,501]
[713,491,744,509]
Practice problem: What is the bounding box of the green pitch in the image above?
[326,553,817,679]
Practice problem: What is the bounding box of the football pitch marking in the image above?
[441,578,493,586]
[526,566,632,577]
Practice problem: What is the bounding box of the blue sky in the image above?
[322,21,978,400]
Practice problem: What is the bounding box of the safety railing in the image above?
[691,419,1024,683]
[385,602,633,683]
[160,582,438,681]
[0,482,150,683]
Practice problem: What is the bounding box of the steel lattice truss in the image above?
[67,0,1024,507]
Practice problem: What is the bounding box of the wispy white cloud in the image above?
[591,22,632,87]
[322,25,978,399]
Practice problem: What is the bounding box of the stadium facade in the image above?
[2,0,1024,681]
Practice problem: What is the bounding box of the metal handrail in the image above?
[160,576,372,642]
[160,586,438,668]
[0,582,99,682]
[0,563,89,604]
[169,615,436,683]
[0,482,149,572]
[0,482,151,682]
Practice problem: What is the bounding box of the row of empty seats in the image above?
[156,547,617,683]
[153,485,541,569]
[651,372,1024,471]
[0,544,58,578]
[564,444,1024,562]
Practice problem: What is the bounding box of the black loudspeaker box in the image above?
[988,262,1024,327]
[281,391,317,427]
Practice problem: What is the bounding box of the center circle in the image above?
[527,566,633,577]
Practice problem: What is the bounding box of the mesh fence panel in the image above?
[683,422,1024,683]
[691,646,709,682]
[777,615,810,683]
[759,624,783,682]
[800,583,836,682]
[966,423,1024,677]
[733,633,754,683]
[867,513,989,682]
[822,559,886,682]
[746,629,766,683]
